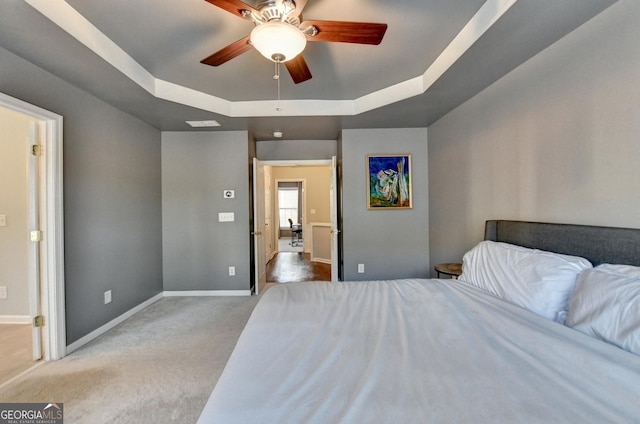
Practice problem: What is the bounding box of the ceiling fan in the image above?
[200,0,388,84]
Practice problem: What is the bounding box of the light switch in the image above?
[0,214,6,227]
[218,212,235,222]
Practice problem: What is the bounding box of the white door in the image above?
[264,166,273,262]
[253,158,267,295]
[330,156,339,282]
[27,121,43,360]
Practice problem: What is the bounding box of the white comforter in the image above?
[198,279,640,423]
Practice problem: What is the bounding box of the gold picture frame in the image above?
[366,154,412,209]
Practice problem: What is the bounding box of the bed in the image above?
[198,220,640,423]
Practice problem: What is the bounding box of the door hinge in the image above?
[31,144,44,156]
[30,230,43,242]
[34,315,45,327]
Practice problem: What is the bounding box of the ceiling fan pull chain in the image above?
[274,60,283,111]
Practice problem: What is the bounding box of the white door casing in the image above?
[0,92,66,361]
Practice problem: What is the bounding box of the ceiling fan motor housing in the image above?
[250,0,301,26]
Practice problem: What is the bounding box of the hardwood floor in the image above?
[0,324,37,385]
[267,252,331,283]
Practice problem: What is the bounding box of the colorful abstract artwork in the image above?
[366,154,412,209]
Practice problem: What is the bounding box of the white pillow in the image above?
[566,265,640,355]
[458,241,592,322]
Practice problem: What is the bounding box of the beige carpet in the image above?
[0,294,264,423]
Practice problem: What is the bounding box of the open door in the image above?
[330,156,339,282]
[1,92,65,361]
[27,121,43,360]
[252,158,267,294]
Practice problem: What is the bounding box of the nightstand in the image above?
[434,263,462,279]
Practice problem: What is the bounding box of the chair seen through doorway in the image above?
[288,218,302,247]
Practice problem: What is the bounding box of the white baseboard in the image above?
[0,315,31,324]
[66,292,164,354]
[163,290,252,297]
[65,289,252,354]
[311,257,331,265]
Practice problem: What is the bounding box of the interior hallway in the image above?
[267,239,331,283]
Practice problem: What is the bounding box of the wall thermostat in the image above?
[224,190,235,199]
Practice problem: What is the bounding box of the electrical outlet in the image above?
[104,290,112,304]
[0,286,7,299]
[358,264,365,273]
[0,214,6,227]
[229,266,236,276]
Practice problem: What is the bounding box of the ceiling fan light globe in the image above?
[250,21,306,62]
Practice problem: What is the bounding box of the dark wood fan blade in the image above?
[201,35,252,66]
[204,0,256,19]
[303,20,387,45]
[284,55,312,84]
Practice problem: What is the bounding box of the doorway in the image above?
[255,159,337,285]
[276,180,304,253]
[0,105,35,383]
[0,93,65,375]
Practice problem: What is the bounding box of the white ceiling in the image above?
[0,0,618,140]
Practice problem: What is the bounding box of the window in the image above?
[278,186,299,228]
[278,181,302,229]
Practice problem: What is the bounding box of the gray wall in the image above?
[428,0,640,273]
[0,106,30,317]
[257,139,337,160]
[341,128,429,280]
[0,46,164,344]
[162,131,251,291]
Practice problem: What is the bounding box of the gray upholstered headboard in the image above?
[484,220,640,267]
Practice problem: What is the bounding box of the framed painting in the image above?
[366,154,412,209]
